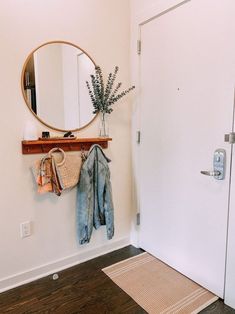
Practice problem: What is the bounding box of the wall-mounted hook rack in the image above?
[22,137,112,154]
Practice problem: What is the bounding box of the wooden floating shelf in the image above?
[22,137,112,154]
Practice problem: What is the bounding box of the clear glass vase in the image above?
[99,112,109,137]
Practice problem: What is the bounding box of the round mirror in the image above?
[21,41,97,132]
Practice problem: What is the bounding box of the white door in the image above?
[139,0,235,298]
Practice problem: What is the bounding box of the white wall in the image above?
[0,0,132,292]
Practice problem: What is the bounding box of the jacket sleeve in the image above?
[76,167,94,244]
[94,164,106,229]
[94,150,114,239]
[103,171,114,239]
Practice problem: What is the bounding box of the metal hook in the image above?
[81,145,87,162]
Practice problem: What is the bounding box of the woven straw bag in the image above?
[48,148,82,190]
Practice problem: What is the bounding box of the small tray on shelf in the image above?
[38,137,77,141]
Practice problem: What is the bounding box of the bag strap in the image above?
[48,147,66,166]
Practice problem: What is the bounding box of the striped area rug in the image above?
[102,252,218,314]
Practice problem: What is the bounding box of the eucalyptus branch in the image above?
[86,66,135,114]
[110,86,135,103]
[104,72,113,103]
[109,82,122,101]
[96,66,104,101]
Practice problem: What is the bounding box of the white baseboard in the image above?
[0,237,130,293]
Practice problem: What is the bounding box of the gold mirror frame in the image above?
[21,40,98,132]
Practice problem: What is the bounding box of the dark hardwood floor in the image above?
[0,245,234,314]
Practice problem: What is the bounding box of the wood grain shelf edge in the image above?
[22,137,112,154]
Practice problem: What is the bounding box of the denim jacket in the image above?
[76,144,114,244]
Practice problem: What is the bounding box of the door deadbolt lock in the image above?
[200,149,226,180]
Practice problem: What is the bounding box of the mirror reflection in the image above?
[22,42,96,131]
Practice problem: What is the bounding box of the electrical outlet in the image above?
[20,221,31,238]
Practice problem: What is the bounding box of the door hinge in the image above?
[137,131,141,144]
[225,132,235,144]
[137,40,141,55]
[136,213,140,225]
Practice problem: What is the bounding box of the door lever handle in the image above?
[200,149,226,180]
[200,170,221,177]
